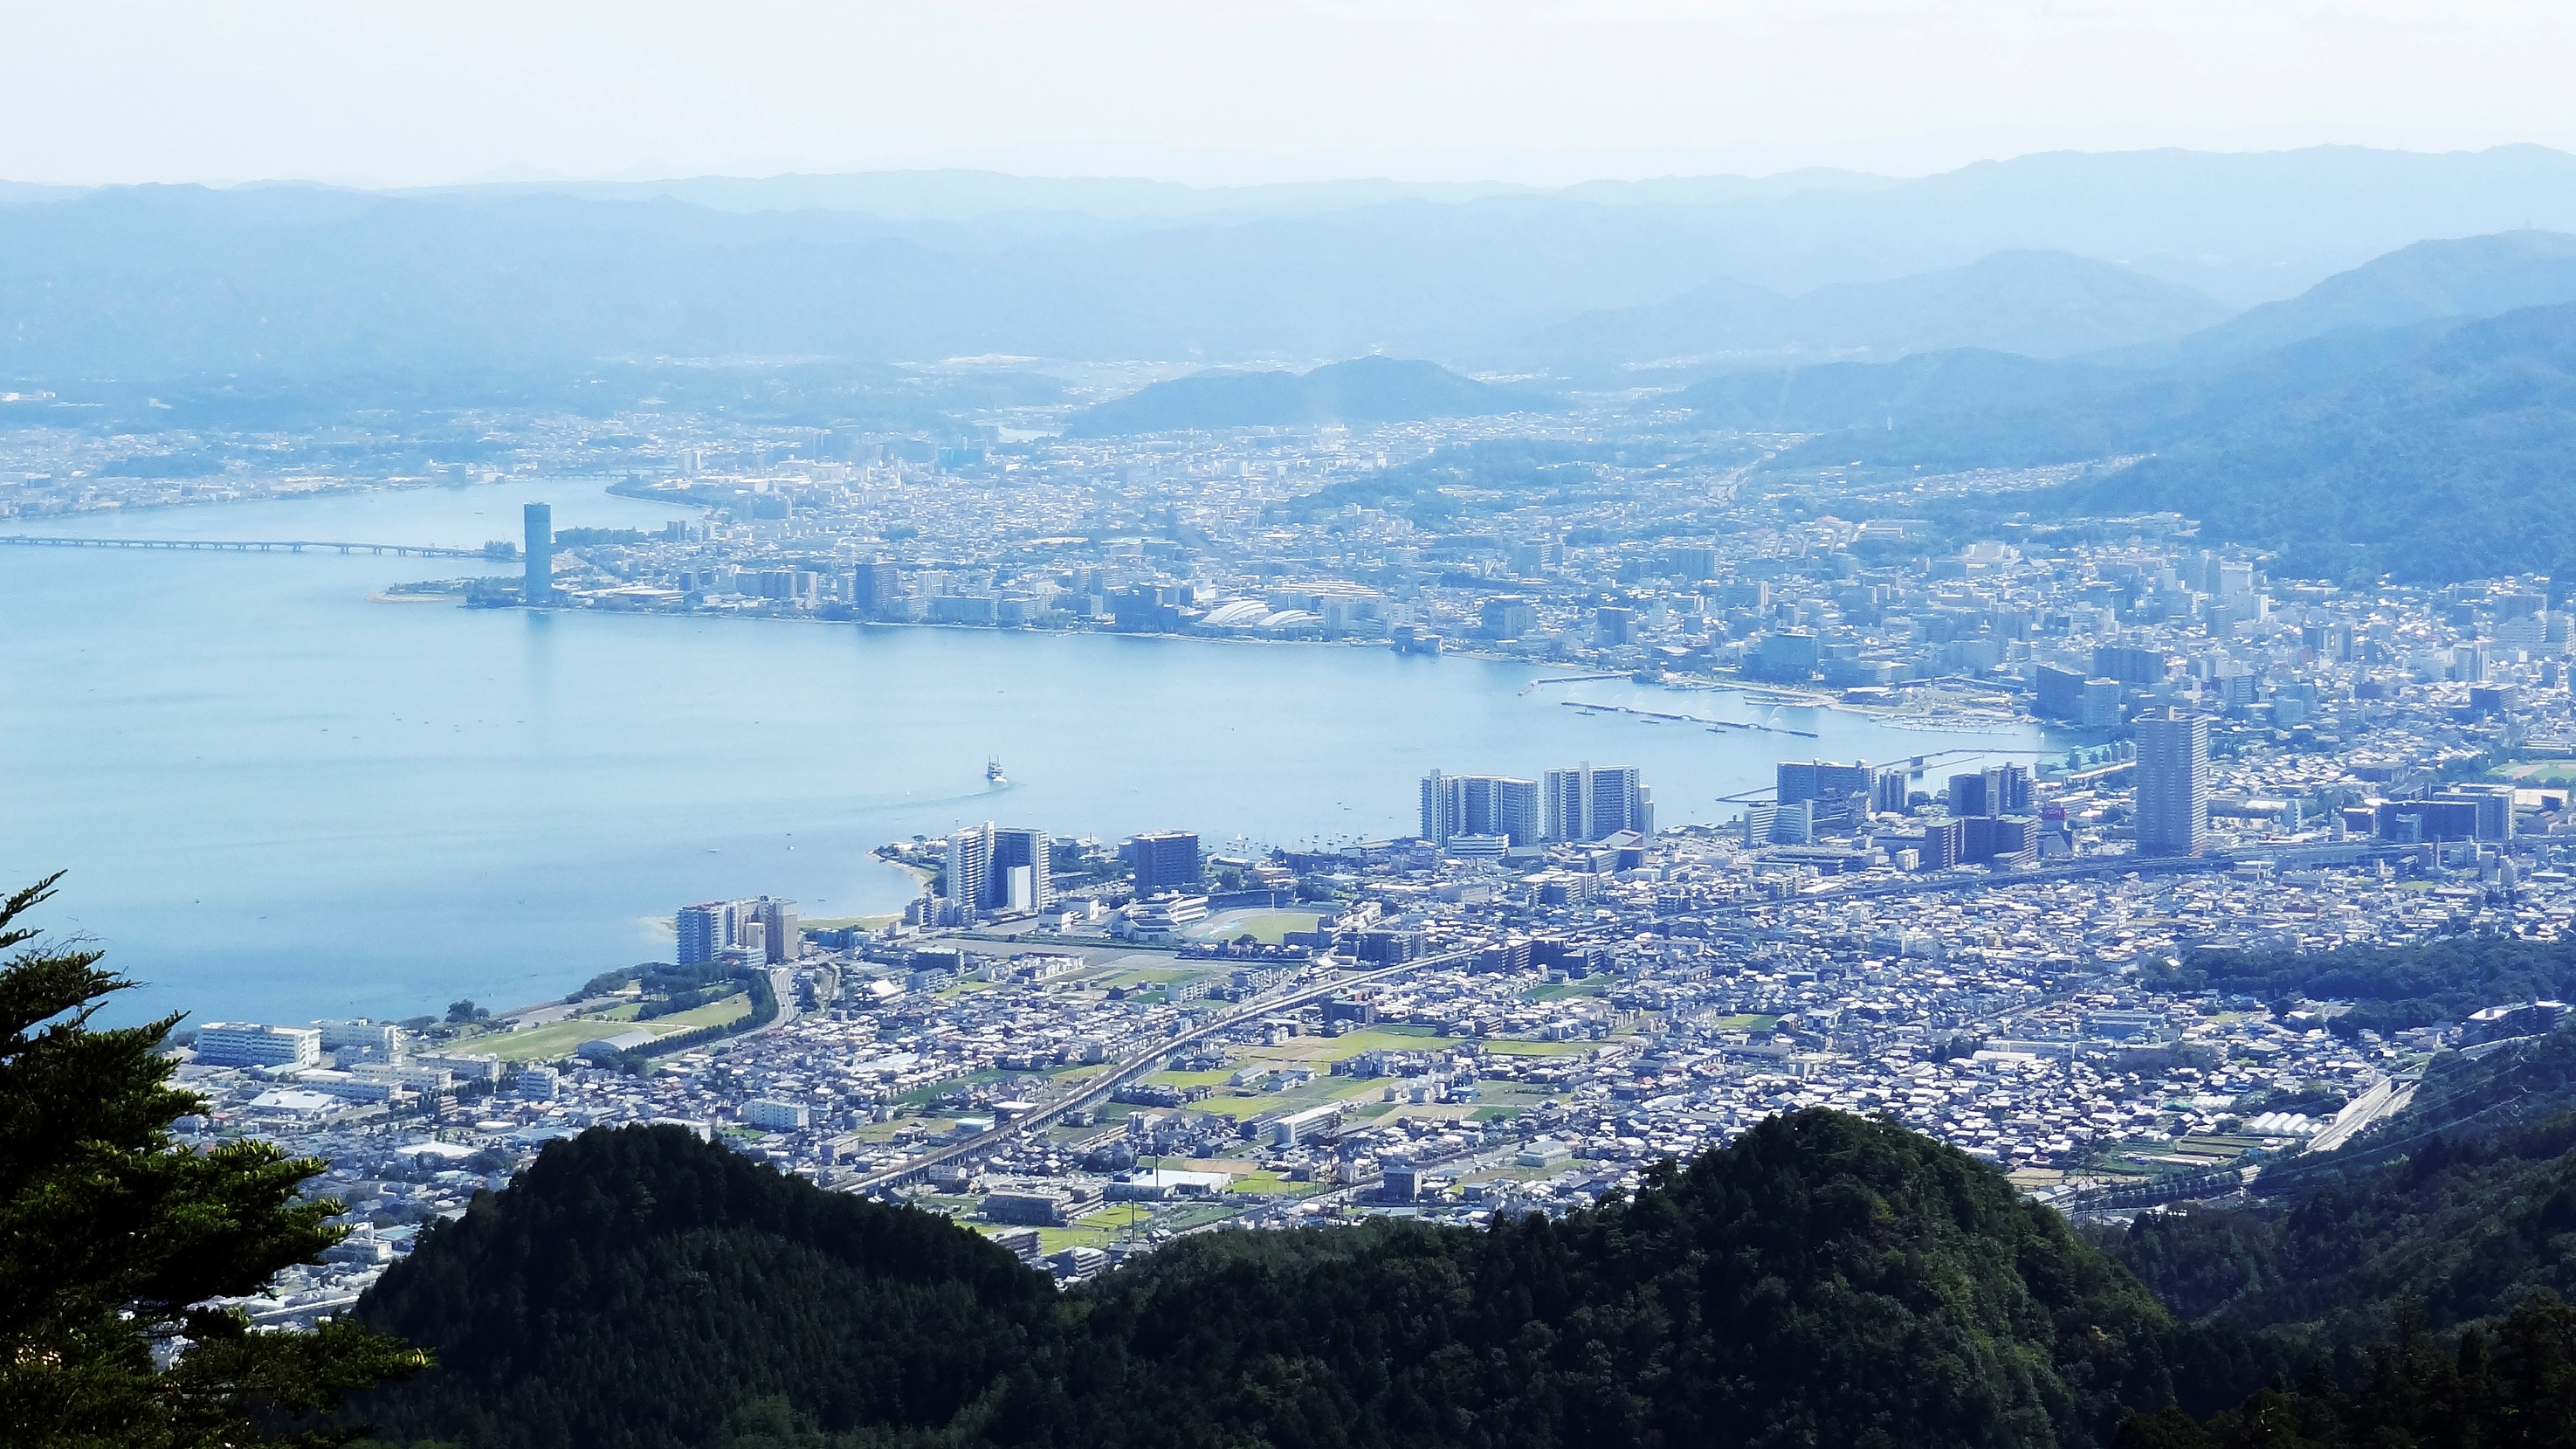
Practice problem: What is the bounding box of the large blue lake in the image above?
[2,480,2049,1025]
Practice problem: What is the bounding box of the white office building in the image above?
[194,1022,322,1070]
[742,1098,811,1131]
[313,1018,406,1064]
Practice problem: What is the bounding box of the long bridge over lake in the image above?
[0,534,484,559]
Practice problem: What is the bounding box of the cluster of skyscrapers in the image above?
[944,823,1060,916]
[1749,714,2218,871]
[1419,762,1652,855]
[906,825,1202,931]
[676,894,799,966]
[1757,757,2046,868]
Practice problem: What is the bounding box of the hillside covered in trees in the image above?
[2104,1027,2576,1344]
[1732,238,2576,584]
[347,1113,2203,1449]
[2144,934,2576,1039]
[339,1024,2576,1449]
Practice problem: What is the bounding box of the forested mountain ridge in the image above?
[1659,348,2127,432]
[335,1001,2576,1449]
[344,1113,2196,1449]
[345,1125,1053,1449]
[2056,300,2576,582]
[2104,1025,2576,1346]
[1767,298,2576,583]
[1524,250,2228,374]
[2156,229,2576,368]
[2144,934,2576,1040]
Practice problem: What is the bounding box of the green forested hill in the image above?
[346,1113,2193,1449]
[2146,934,2576,1039]
[1011,1108,2179,1449]
[2104,1026,2576,1345]
[341,1077,2576,1449]
[1764,296,2576,583]
[344,1125,1055,1449]
[2095,1028,2576,1447]
[2058,301,2576,582]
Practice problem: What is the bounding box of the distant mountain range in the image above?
[1528,250,2228,375]
[2056,300,2576,582]
[354,145,2576,305]
[2152,229,2576,367]
[1657,349,2118,432]
[1643,230,2576,581]
[7,147,2576,389]
[1063,356,1551,435]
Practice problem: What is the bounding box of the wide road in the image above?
[2304,1075,2419,1153]
[844,944,1493,1193]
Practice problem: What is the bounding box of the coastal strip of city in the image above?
[20,399,2565,1328]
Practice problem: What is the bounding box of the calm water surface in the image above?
[1,480,2049,1025]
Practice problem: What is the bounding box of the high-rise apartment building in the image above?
[749,896,798,963]
[2034,664,2091,721]
[676,900,733,965]
[1919,818,1967,871]
[940,823,1057,916]
[946,826,992,915]
[1541,763,1652,842]
[1420,771,1540,848]
[523,501,554,604]
[1776,760,1875,806]
[987,825,1057,913]
[2092,643,2168,685]
[1947,763,2032,818]
[847,561,900,618]
[1872,767,1913,815]
[2134,710,2210,858]
[1126,831,1202,895]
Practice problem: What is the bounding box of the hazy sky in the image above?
[6,1,2572,187]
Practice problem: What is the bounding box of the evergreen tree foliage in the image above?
[348,1123,1056,1449]
[2115,1294,2576,1449]
[2104,1025,2576,1344]
[0,874,424,1448]
[352,1110,2194,1449]
[2146,935,2576,1040]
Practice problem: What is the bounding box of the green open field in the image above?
[451,991,752,1062]
[1481,1039,1597,1057]
[894,1067,1013,1107]
[656,993,756,1030]
[1186,908,1323,945]
[1092,964,1221,991]
[1526,979,1610,1002]
[1274,1025,1442,1059]
[1141,1067,1238,1091]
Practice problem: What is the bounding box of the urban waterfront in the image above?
[0,480,2047,1026]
